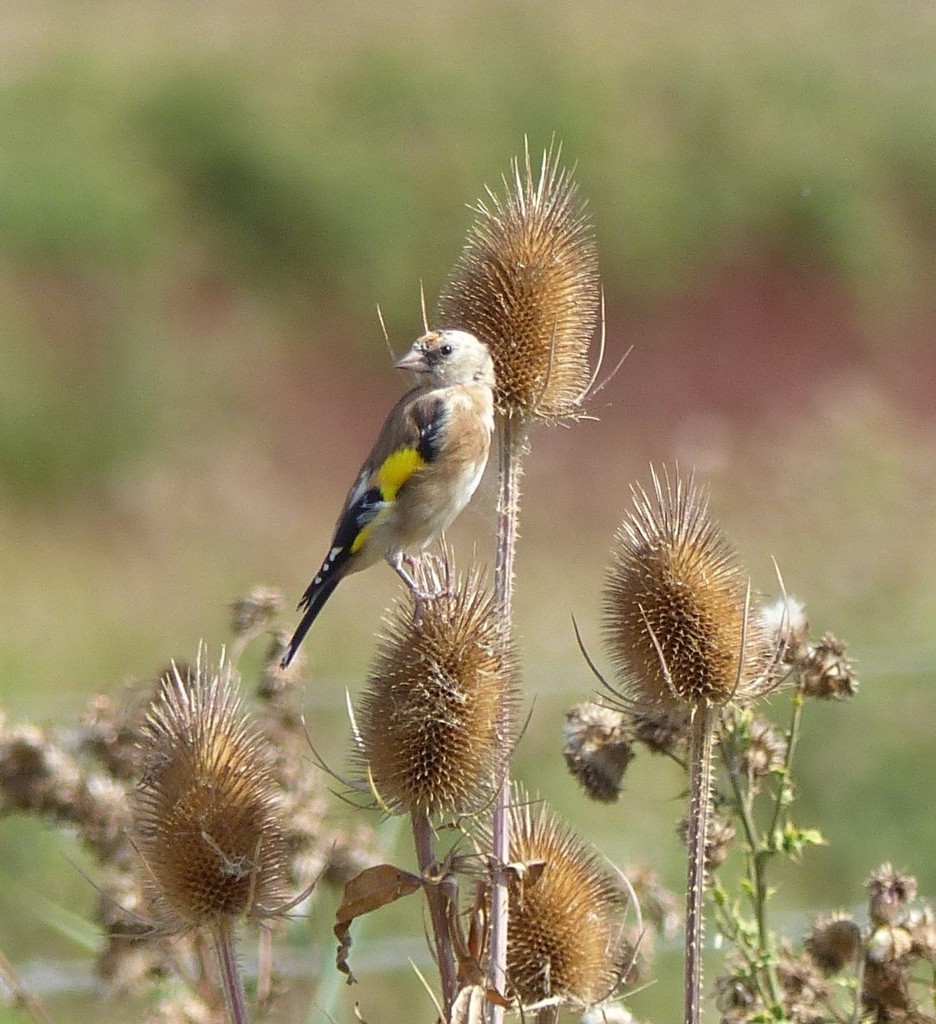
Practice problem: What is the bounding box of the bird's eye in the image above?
[439,343,453,357]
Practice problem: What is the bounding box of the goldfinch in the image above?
[281,329,496,668]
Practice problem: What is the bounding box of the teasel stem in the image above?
[412,811,458,1019]
[214,924,251,1024]
[439,142,600,1021]
[685,707,716,1024]
[490,414,529,1015]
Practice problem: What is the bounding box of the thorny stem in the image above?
[412,811,458,1019]
[214,924,251,1024]
[685,706,716,1024]
[489,414,529,1023]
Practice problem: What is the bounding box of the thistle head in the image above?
[439,139,600,423]
[132,650,290,933]
[602,467,776,713]
[356,554,517,817]
[562,702,633,803]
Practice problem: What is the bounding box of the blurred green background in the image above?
[2,1,936,1021]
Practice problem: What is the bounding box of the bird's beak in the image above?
[394,346,430,373]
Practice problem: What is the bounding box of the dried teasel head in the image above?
[438,139,600,422]
[356,554,517,816]
[602,467,776,714]
[479,791,632,1009]
[132,651,291,934]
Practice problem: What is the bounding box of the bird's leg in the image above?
[391,552,443,600]
[389,553,448,623]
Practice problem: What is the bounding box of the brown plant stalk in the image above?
[439,138,599,1019]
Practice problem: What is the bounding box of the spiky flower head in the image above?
[603,467,775,713]
[438,140,600,422]
[488,791,631,1009]
[356,555,517,817]
[132,651,290,934]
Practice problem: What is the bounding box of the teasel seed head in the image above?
[602,466,776,713]
[488,791,631,1009]
[563,702,633,803]
[132,650,290,934]
[438,139,600,422]
[356,554,518,817]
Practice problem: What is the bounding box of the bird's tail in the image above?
[280,575,342,669]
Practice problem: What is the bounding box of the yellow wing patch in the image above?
[350,522,373,554]
[376,447,426,502]
[348,448,426,556]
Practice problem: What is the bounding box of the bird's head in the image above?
[395,329,495,388]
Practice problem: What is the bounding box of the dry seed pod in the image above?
[867,863,918,927]
[563,702,633,803]
[356,554,517,816]
[805,912,862,974]
[603,467,775,713]
[631,707,691,756]
[439,140,599,421]
[489,792,631,1008]
[799,633,859,700]
[133,653,290,933]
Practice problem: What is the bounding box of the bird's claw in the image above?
[411,585,449,626]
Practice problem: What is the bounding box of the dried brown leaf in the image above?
[334,864,423,982]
